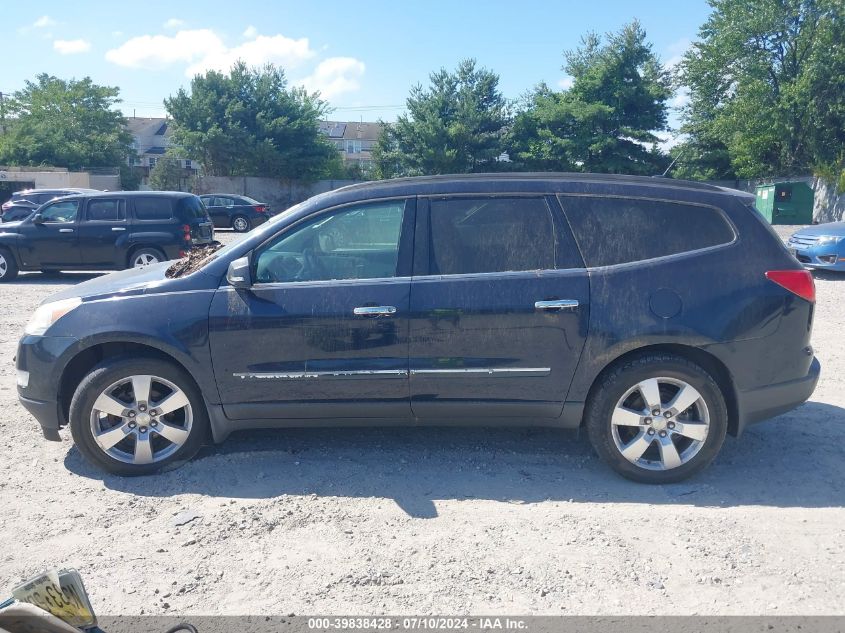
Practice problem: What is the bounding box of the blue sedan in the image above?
[787,222,845,271]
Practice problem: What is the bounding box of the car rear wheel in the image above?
[69,357,208,476]
[130,247,165,268]
[0,249,19,282]
[585,353,728,484]
[232,215,251,233]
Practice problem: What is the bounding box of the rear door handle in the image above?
[58,228,74,233]
[111,227,126,231]
[353,305,397,317]
[535,299,579,311]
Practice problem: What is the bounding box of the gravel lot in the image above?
[0,227,843,615]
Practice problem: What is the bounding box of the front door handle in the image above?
[353,305,397,317]
[535,299,579,311]
[111,227,126,231]
[58,228,74,233]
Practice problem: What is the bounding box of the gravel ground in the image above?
[0,227,843,615]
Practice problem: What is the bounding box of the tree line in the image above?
[0,0,842,188]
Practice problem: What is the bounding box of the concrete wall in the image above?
[89,174,121,191]
[192,176,363,210]
[0,167,92,189]
[706,175,845,223]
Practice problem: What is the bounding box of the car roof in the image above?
[14,187,99,195]
[60,190,196,199]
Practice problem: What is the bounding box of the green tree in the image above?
[165,62,336,180]
[373,59,509,177]
[0,74,133,170]
[674,0,845,179]
[148,153,188,191]
[509,21,672,175]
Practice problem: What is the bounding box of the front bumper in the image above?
[789,245,845,270]
[16,334,80,441]
[736,356,821,433]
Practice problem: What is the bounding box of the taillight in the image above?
[182,223,192,243]
[766,270,815,303]
[254,205,266,213]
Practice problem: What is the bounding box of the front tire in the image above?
[69,357,208,476]
[585,353,728,484]
[0,248,19,282]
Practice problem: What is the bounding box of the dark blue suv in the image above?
[16,175,820,483]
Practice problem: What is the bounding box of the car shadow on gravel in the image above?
[812,270,845,281]
[64,401,845,518]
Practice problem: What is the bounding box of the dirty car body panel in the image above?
[17,174,818,461]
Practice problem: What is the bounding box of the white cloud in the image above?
[33,15,55,28]
[243,25,258,39]
[301,57,365,99]
[164,18,185,30]
[664,37,692,70]
[557,76,574,90]
[106,28,317,78]
[54,39,91,55]
[187,33,315,76]
[106,29,225,70]
[669,88,690,110]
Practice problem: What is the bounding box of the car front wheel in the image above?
[69,357,208,475]
[585,353,728,484]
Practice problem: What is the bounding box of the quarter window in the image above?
[428,197,556,275]
[134,197,173,221]
[559,196,735,267]
[254,200,406,283]
[39,200,79,223]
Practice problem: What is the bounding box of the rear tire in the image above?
[232,215,251,233]
[69,356,208,476]
[128,247,165,269]
[585,353,728,484]
[0,248,18,282]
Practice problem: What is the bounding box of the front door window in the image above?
[254,200,406,284]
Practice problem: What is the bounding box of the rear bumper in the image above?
[737,356,820,433]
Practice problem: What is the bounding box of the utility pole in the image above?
[0,92,5,135]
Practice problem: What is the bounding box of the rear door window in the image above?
[428,197,557,275]
[559,196,735,267]
[85,199,125,222]
[133,197,173,221]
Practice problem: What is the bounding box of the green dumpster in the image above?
[755,181,814,225]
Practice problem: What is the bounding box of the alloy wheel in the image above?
[89,374,193,465]
[133,253,159,267]
[0,254,6,278]
[610,377,710,471]
[233,217,249,232]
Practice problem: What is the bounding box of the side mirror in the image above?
[31,213,44,224]
[226,256,252,288]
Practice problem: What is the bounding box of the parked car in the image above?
[1,205,37,223]
[0,191,214,281]
[16,174,819,482]
[787,222,845,271]
[199,194,272,232]
[1,188,100,217]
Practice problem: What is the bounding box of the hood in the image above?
[45,262,218,304]
[793,222,845,237]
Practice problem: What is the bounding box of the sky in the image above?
[8,0,711,137]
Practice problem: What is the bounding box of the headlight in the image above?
[816,235,842,245]
[24,298,81,336]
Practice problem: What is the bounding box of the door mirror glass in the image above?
[226,256,252,288]
[254,200,407,284]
